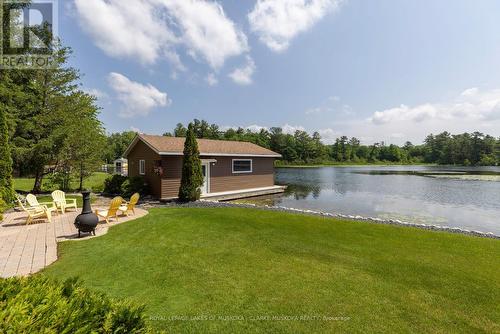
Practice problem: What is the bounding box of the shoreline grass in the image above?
[42,207,500,333]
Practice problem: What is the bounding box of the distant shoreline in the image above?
[275,163,437,168]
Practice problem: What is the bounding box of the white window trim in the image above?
[139,160,146,175]
[201,162,211,194]
[232,159,253,174]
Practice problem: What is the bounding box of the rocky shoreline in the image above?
[141,200,500,240]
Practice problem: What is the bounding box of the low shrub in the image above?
[104,175,149,198]
[121,176,149,198]
[103,175,128,195]
[0,276,149,333]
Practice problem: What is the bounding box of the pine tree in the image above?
[0,106,14,204]
[178,124,203,202]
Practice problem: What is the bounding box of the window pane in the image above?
[233,160,251,172]
[139,160,145,174]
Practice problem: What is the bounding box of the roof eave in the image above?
[123,135,161,157]
[124,134,282,159]
[159,152,282,158]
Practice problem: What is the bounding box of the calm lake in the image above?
[235,166,500,235]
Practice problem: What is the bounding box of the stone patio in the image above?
[0,207,148,278]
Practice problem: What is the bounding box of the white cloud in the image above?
[229,56,256,85]
[461,87,479,97]
[330,87,500,145]
[158,0,248,69]
[108,72,170,118]
[74,0,247,69]
[130,126,142,133]
[248,0,342,52]
[74,0,177,64]
[282,123,306,134]
[206,73,218,86]
[318,128,339,144]
[164,50,187,74]
[369,87,500,125]
[83,88,108,99]
[305,107,325,115]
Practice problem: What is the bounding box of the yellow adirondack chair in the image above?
[26,194,58,215]
[17,195,52,225]
[119,193,140,216]
[95,197,123,224]
[51,190,78,213]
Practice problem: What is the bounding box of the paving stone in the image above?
[0,207,148,277]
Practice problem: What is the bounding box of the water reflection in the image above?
[234,166,500,235]
[285,184,321,200]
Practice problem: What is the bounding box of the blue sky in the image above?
[58,0,500,144]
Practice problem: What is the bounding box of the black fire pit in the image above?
[74,191,99,238]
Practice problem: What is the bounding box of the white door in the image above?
[201,163,210,194]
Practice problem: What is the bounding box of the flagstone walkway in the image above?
[0,207,148,278]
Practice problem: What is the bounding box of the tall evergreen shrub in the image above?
[0,107,13,204]
[178,123,203,202]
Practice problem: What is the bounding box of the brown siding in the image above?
[159,156,276,199]
[128,138,277,200]
[127,140,162,198]
[160,156,183,199]
[209,157,275,193]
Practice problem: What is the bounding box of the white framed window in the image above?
[139,160,146,175]
[232,159,252,173]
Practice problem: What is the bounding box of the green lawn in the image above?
[13,172,109,193]
[33,194,96,208]
[42,208,500,333]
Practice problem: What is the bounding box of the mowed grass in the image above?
[13,172,109,193]
[33,194,96,208]
[42,208,500,333]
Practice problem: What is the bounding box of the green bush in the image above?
[104,175,148,198]
[46,170,73,192]
[121,176,149,198]
[103,175,128,195]
[0,276,149,333]
[0,194,5,221]
[479,154,497,166]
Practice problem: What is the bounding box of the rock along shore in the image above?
[140,200,500,240]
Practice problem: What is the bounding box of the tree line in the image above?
[153,120,499,166]
[1,1,498,201]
